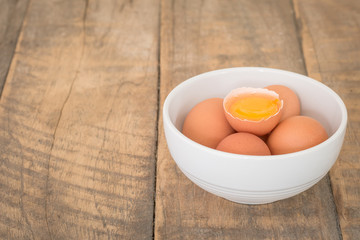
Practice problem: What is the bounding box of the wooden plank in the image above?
[155,0,341,239]
[0,0,159,239]
[294,0,360,239]
[0,0,29,94]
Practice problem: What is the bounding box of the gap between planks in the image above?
[152,0,163,239]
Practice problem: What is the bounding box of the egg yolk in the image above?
[229,95,279,121]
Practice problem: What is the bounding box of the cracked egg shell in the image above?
[223,87,283,136]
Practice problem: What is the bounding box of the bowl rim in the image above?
[163,67,348,161]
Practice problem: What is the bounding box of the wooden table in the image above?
[1,0,359,239]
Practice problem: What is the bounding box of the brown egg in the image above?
[182,98,235,149]
[265,85,300,121]
[216,132,271,155]
[267,116,328,155]
[223,87,283,136]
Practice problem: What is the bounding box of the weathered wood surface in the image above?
[0,0,159,239]
[294,0,360,239]
[0,0,359,239]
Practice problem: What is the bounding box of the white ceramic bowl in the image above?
[163,67,347,204]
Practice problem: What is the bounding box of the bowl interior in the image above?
[167,68,346,138]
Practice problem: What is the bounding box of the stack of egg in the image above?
[182,85,328,155]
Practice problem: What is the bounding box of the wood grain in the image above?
[294,0,360,239]
[0,0,159,239]
[1,0,358,239]
[155,0,341,239]
[0,0,29,94]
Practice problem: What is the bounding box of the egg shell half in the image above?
[223,87,283,136]
[182,98,235,149]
